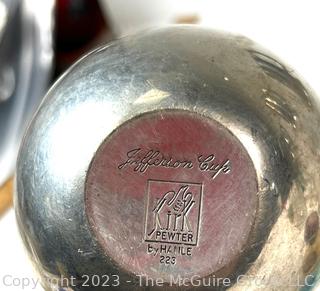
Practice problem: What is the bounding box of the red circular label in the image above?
[85,110,257,281]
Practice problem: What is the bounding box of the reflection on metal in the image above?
[0,1,7,41]
[250,50,313,108]
[134,88,170,104]
[0,65,15,102]
[0,0,54,186]
[0,0,19,42]
[263,88,298,128]
[15,27,320,290]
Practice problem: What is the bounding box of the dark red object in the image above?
[55,0,109,74]
[85,111,258,280]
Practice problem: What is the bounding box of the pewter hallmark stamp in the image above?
[144,180,202,247]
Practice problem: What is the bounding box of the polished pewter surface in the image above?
[15,26,320,290]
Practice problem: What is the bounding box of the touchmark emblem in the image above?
[144,180,202,264]
[145,180,202,245]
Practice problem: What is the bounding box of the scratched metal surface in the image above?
[15,26,320,290]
